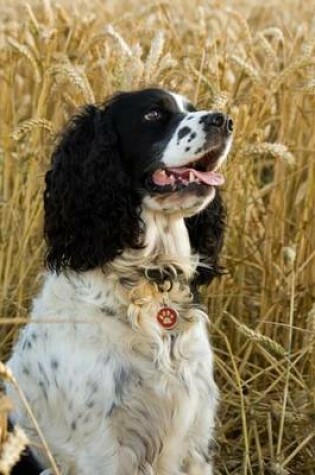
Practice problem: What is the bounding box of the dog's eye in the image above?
[144,109,163,121]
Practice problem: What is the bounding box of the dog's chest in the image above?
[8,315,210,454]
[6,273,216,472]
[11,297,209,398]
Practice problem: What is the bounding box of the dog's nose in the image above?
[226,117,233,133]
[201,112,233,134]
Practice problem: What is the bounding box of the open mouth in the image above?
[145,149,225,194]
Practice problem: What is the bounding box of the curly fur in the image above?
[185,192,227,286]
[44,104,143,272]
[7,88,232,475]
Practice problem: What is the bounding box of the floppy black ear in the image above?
[44,103,142,273]
[185,191,226,286]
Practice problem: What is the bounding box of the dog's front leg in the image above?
[183,458,213,475]
[183,364,218,475]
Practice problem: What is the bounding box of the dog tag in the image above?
[157,307,178,330]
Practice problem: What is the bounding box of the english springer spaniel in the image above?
[7,88,233,475]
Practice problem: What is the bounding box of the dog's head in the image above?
[104,89,232,214]
[44,88,232,277]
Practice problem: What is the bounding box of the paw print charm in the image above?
[157,307,178,329]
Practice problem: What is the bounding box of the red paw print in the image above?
[157,307,178,329]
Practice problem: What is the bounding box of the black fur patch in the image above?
[177,126,191,141]
[185,191,226,286]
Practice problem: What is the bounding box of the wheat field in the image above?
[0,0,314,473]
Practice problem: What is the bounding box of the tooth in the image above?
[189,171,195,182]
[160,170,167,176]
[170,174,176,184]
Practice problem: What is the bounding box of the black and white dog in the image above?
[7,88,233,475]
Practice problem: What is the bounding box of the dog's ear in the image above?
[185,191,226,286]
[44,103,142,273]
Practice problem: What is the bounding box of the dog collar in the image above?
[128,280,179,330]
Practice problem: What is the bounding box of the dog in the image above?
[7,88,233,475]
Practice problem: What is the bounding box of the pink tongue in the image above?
[152,168,225,186]
[170,167,225,186]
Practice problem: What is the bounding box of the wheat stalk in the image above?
[121,43,144,89]
[144,31,165,83]
[255,33,279,70]
[305,304,315,358]
[11,119,55,141]
[105,24,132,57]
[225,8,253,47]
[42,0,54,25]
[225,312,287,358]
[271,57,315,93]
[0,362,60,475]
[210,91,230,110]
[0,427,28,475]
[24,4,40,34]
[230,54,262,84]
[156,52,177,77]
[50,63,95,103]
[7,37,41,83]
[260,27,285,44]
[242,142,295,165]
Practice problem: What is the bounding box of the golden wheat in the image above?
[0,0,314,473]
[0,427,28,475]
